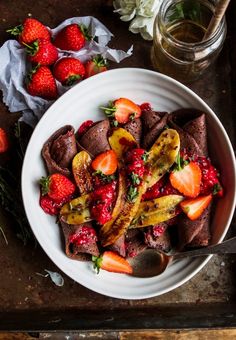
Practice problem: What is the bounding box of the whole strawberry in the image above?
[7,18,51,45]
[0,128,9,153]
[40,173,76,202]
[25,38,58,66]
[85,55,108,78]
[54,23,89,51]
[53,57,85,85]
[26,66,58,100]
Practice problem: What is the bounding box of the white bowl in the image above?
[21,68,236,299]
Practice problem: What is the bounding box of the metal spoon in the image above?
[128,236,236,278]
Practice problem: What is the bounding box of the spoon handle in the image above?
[173,236,236,260]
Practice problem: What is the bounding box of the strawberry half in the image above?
[25,38,58,66]
[92,251,133,274]
[7,18,51,45]
[40,173,76,202]
[169,161,201,198]
[53,57,85,86]
[180,194,212,220]
[101,98,142,124]
[85,55,108,78]
[91,150,118,175]
[54,23,90,51]
[0,128,9,153]
[26,65,58,100]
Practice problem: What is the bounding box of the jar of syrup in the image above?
[151,0,227,83]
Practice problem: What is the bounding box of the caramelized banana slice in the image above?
[72,151,93,195]
[130,195,184,228]
[100,185,146,247]
[60,194,92,225]
[145,129,180,188]
[108,128,137,160]
[99,171,126,239]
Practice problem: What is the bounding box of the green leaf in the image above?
[127,185,138,203]
[130,172,141,186]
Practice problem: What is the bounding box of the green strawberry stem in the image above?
[26,64,41,84]
[100,102,116,118]
[39,176,50,196]
[23,41,39,56]
[93,55,107,67]
[79,24,92,41]
[6,24,23,36]
[92,255,102,274]
[66,75,81,86]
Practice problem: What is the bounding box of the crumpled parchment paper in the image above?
[0,16,133,127]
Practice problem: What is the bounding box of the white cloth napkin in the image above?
[0,16,132,127]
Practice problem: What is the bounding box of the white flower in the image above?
[113,0,162,40]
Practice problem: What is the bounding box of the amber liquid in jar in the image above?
[152,0,227,83]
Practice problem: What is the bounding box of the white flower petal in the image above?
[45,270,64,287]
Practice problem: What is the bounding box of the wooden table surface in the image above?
[0,0,236,336]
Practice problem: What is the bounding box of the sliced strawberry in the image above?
[180,194,212,220]
[169,161,201,198]
[91,150,118,175]
[85,55,108,78]
[0,128,9,153]
[92,251,133,274]
[101,98,142,124]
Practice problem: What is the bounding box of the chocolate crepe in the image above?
[60,220,99,261]
[141,110,168,149]
[125,229,147,258]
[167,109,208,157]
[42,125,77,177]
[123,118,142,145]
[144,225,171,253]
[79,119,110,157]
[109,234,126,257]
[167,109,210,248]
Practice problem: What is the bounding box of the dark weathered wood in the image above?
[0,0,235,332]
[0,304,236,331]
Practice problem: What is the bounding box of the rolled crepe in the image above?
[125,229,147,258]
[141,110,168,149]
[42,125,77,177]
[168,109,210,248]
[79,120,110,157]
[167,109,208,157]
[60,220,99,261]
[123,118,142,145]
[144,225,171,253]
[109,234,126,257]
[177,207,210,249]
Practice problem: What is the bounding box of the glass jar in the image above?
[151,0,227,83]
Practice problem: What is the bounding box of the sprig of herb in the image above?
[129,113,136,121]
[130,172,141,186]
[92,170,116,183]
[141,151,149,163]
[127,185,138,203]
[173,152,189,171]
[213,183,222,195]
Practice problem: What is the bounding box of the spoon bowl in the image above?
[128,235,236,278]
